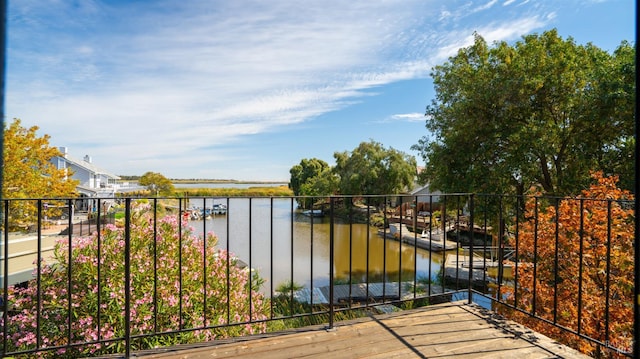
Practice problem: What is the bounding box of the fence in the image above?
[0,194,634,358]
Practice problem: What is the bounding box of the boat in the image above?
[446,222,493,246]
[187,204,227,220]
[211,203,227,215]
[186,208,202,220]
[301,209,323,217]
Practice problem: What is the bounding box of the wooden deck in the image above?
[135,302,590,359]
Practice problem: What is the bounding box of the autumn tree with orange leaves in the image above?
[499,172,634,358]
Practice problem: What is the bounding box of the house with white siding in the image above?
[410,166,442,203]
[51,147,124,211]
[410,183,442,204]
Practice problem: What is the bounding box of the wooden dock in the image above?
[289,281,453,306]
[380,223,458,251]
[136,301,590,359]
[443,254,513,287]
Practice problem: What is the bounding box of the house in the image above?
[410,183,442,204]
[51,147,122,212]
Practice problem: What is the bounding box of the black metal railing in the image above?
[0,194,634,358]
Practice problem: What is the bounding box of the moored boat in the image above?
[301,209,323,217]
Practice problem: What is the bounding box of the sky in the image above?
[5,0,636,181]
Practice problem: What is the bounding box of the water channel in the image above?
[188,197,451,294]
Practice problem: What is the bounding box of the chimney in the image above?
[59,147,68,158]
[84,155,92,163]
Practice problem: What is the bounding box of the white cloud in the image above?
[474,0,499,13]
[388,113,425,122]
[6,0,560,178]
[433,15,547,61]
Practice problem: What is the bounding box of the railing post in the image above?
[328,197,335,329]
[124,198,131,358]
[2,200,8,356]
[635,36,640,358]
[66,199,73,347]
[633,33,640,357]
[468,194,474,304]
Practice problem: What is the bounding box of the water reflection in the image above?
[188,198,449,293]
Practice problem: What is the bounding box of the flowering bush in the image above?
[2,202,268,357]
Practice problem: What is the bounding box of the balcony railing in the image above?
[0,194,635,358]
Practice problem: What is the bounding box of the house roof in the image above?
[410,183,441,196]
[60,154,120,180]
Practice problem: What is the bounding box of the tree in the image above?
[138,171,174,196]
[333,140,416,199]
[3,119,78,229]
[301,168,339,196]
[3,119,78,199]
[289,158,331,197]
[289,158,337,208]
[412,30,635,197]
[590,42,636,192]
[499,172,633,357]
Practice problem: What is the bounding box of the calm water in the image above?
[174,182,288,189]
[188,198,449,293]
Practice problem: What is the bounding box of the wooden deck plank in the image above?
[136,302,591,359]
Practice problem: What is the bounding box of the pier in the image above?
[379,223,458,251]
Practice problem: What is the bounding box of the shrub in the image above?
[2,202,268,357]
[499,172,634,357]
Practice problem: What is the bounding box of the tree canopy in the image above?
[333,140,416,197]
[3,119,78,200]
[289,158,332,196]
[288,141,417,207]
[412,29,635,196]
[139,171,175,196]
[289,158,337,208]
[2,119,79,230]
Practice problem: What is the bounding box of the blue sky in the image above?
[5,0,635,181]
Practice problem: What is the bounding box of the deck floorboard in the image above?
[135,302,590,359]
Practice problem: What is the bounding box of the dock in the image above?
[443,254,513,287]
[379,223,458,251]
[288,281,455,306]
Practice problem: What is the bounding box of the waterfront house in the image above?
[410,183,442,204]
[51,147,121,212]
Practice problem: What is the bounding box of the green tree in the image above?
[590,42,635,192]
[3,119,78,229]
[139,171,174,196]
[289,158,330,196]
[300,168,338,198]
[412,30,635,196]
[289,158,336,208]
[333,140,416,200]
